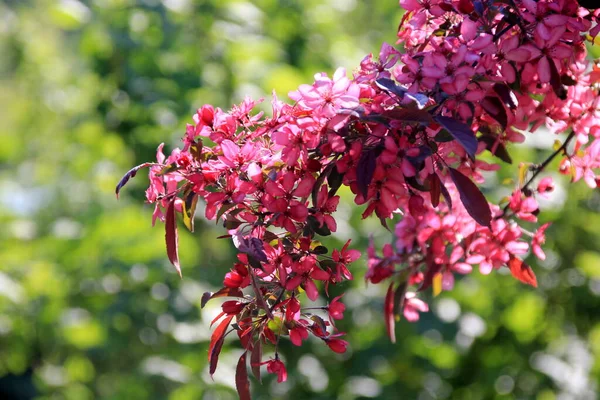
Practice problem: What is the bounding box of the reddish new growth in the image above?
[117,1,600,397]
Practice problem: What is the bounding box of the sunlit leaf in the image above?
[508,256,538,287]
[166,199,181,277]
[115,162,154,198]
[384,282,396,343]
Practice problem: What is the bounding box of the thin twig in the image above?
[500,130,575,217]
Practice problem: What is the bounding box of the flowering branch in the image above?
[117,1,600,398]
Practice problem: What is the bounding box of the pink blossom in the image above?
[403,292,428,322]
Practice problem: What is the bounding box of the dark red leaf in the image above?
[492,83,518,109]
[209,336,225,377]
[479,134,513,164]
[249,270,273,320]
[115,162,153,198]
[393,280,408,320]
[448,168,491,228]
[508,256,538,287]
[156,163,180,177]
[438,175,453,210]
[201,287,245,309]
[481,96,508,130]
[208,315,234,363]
[403,92,430,109]
[310,315,328,336]
[327,164,345,197]
[216,202,236,223]
[166,199,181,277]
[236,237,268,263]
[382,108,433,124]
[405,175,430,192]
[336,106,366,118]
[428,173,441,208]
[384,282,396,343]
[189,139,203,160]
[419,255,443,292]
[433,129,454,143]
[236,352,251,400]
[251,340,262,383]
[548,58,567,100]
[356,148,379,199]
[434,116,478,159]
[311,163,334,208]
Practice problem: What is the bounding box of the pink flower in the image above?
[403,292,428,322]
[313,185,339,232]
[532,223,551,261]
[537,177,555,197]
[365,241,396,284]
[325,337,349,353]
[332,240,360,282]
[290,67,361,119]
[289,325,309,346]
[285,256,330,301]
[328,295,346,321]
[572,140,600,188]
[509,190,539,222]
[265,359,287,383]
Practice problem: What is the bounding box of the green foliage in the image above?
[0,0,598,399]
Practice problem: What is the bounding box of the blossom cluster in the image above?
[117,1,600,397]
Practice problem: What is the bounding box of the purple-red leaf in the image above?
[492,83,518,109]
[251,340,262,383]
[419,255,443,292]
[236,352,251,400]
[434,116,478,159]
[393,280,408,320]
[166,199,181,277]
[548,58,567,100]
[201,287,245,309]
[508,256,538,287]
[384,282,396,344]
[481,96,508,130]
[115,162,153,199]
[209,335,225,377]
[448,168,492,228]
[382,108,433,124]
[439,177,453,210]
[428,173,441,208]
[235,237,268,263]
[182,191,198,232]
[479,134,513,164]
[356,148,379,199]
[403,92,430,109]
[208,315,235,376]
[375,77,406,98]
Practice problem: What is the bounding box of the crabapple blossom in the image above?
[116,1,600,398]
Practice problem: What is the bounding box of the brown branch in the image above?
[500,130,575,217]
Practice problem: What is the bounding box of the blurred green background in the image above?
[1,0,599,399]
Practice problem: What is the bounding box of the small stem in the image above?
[268,289,286,314]
[500,130,575,217]
[249,267,274,320]
[522,131,575,192]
